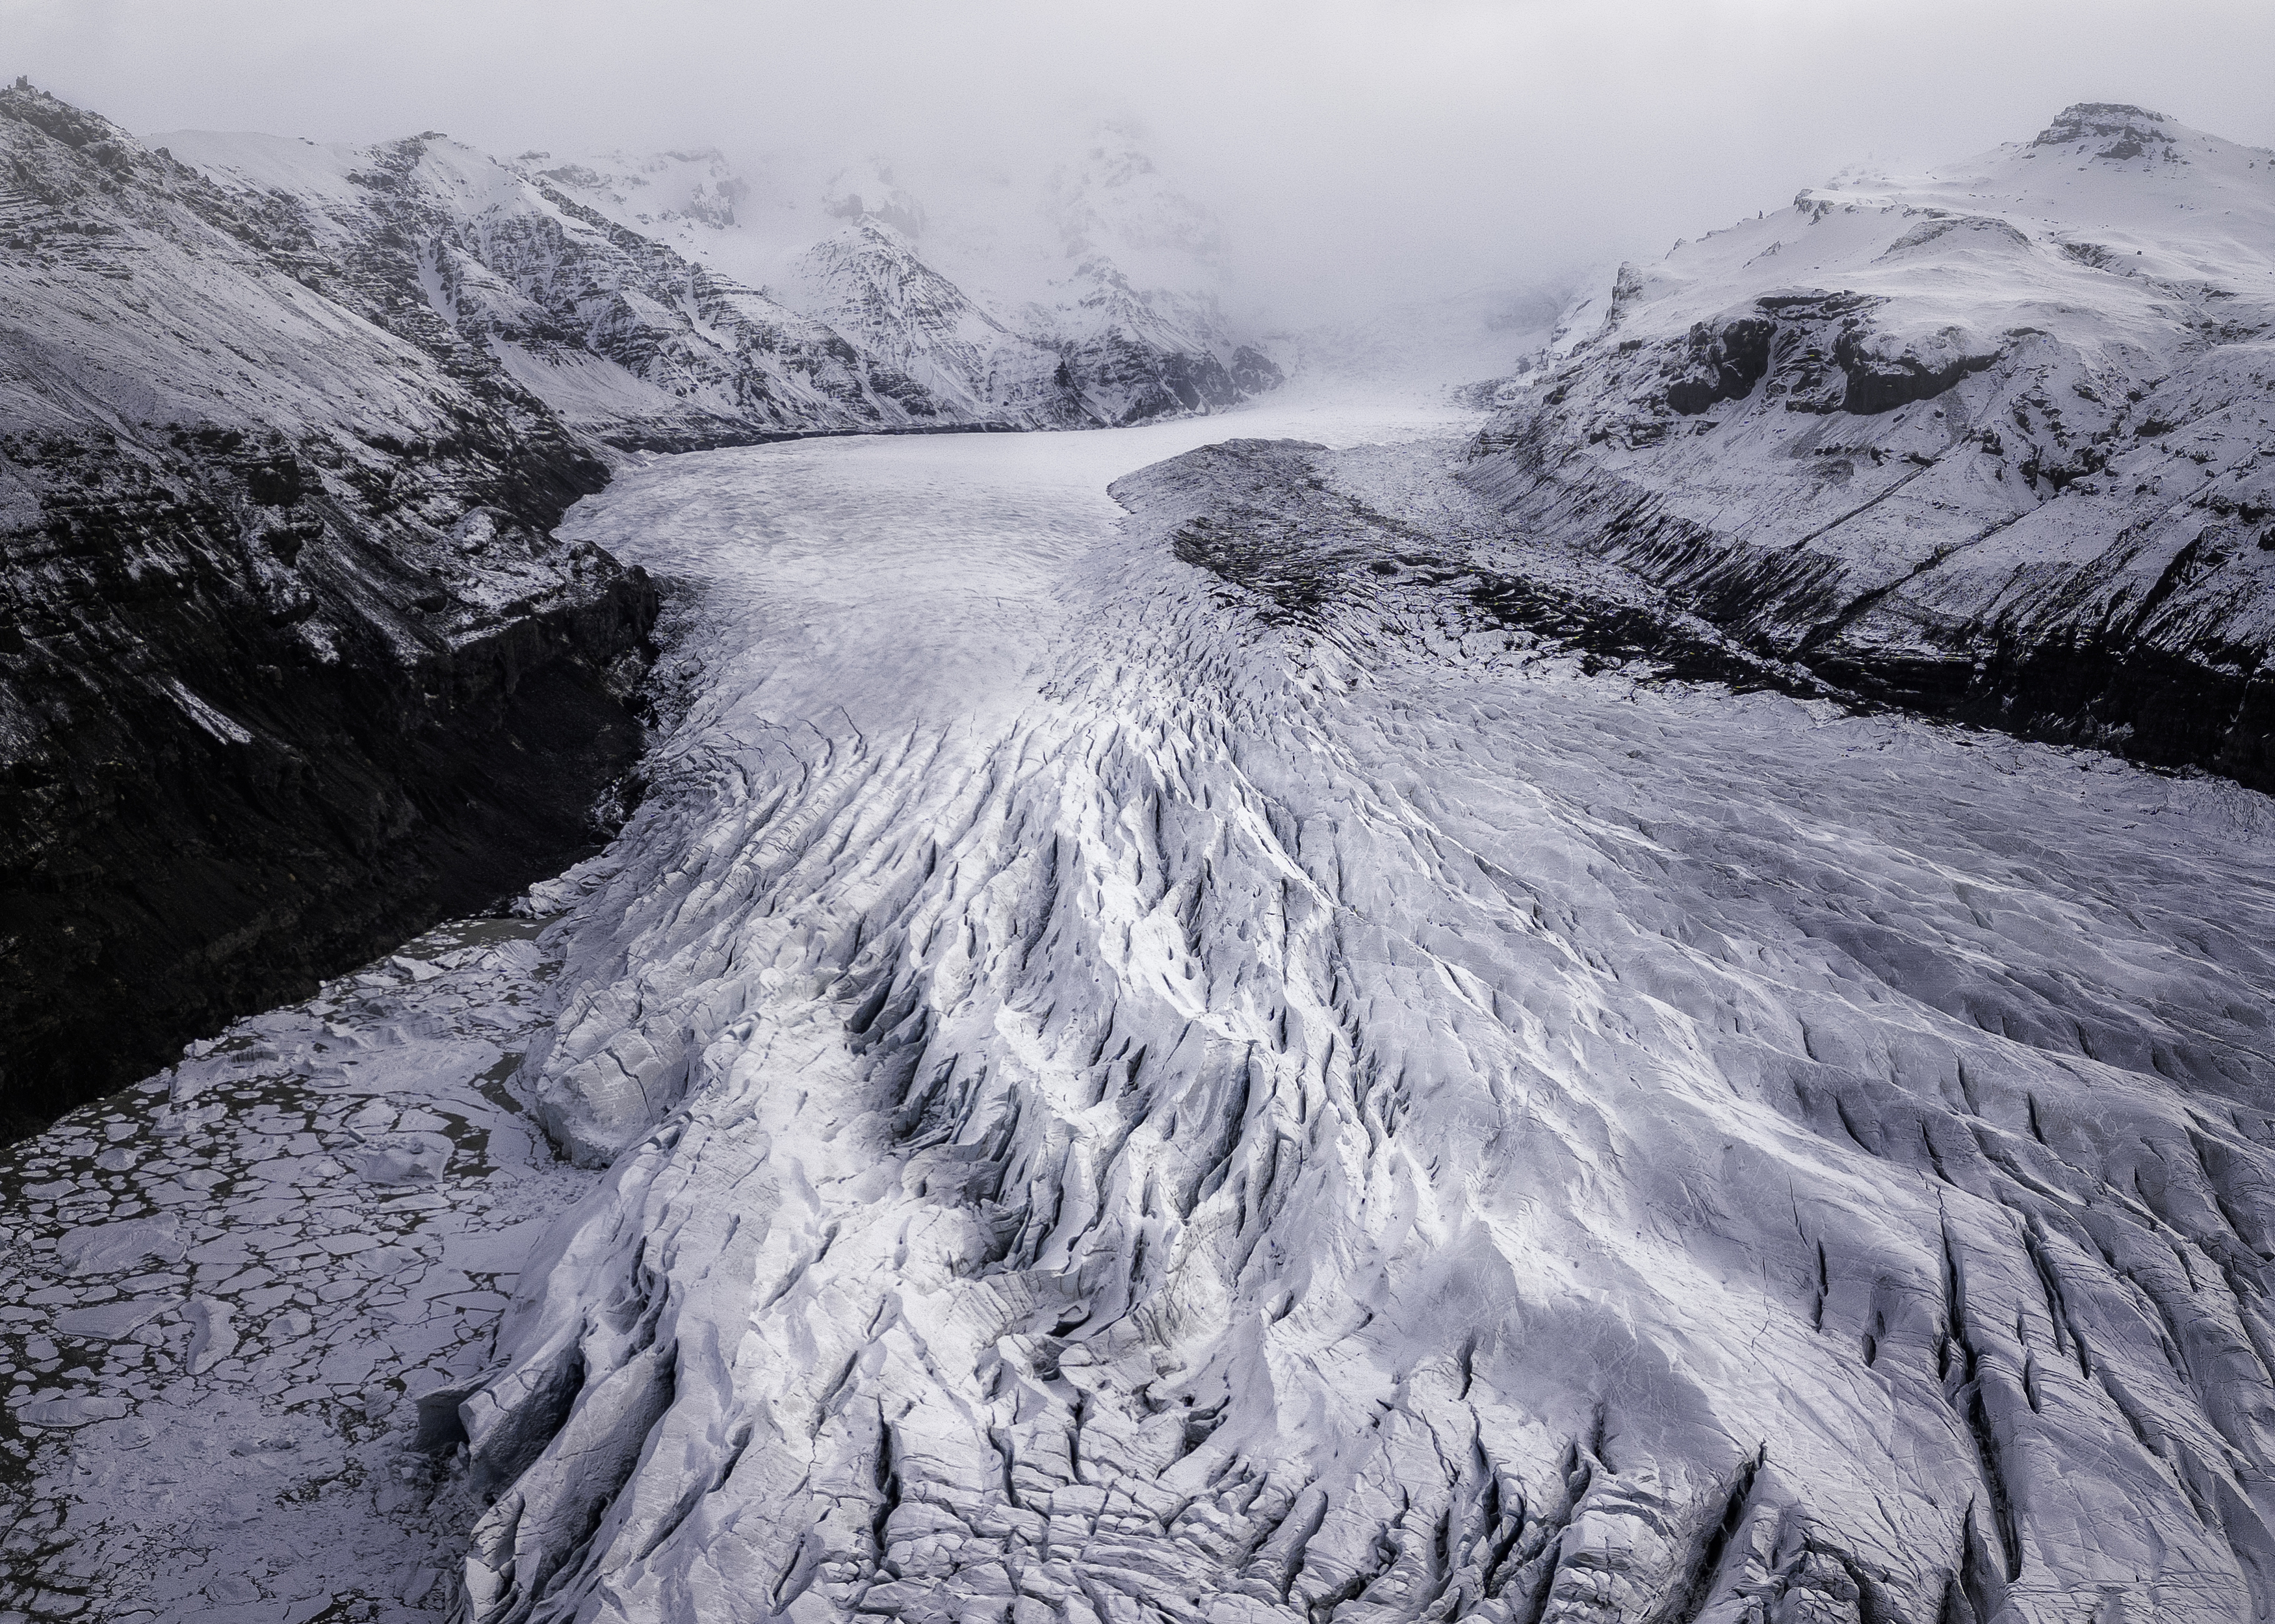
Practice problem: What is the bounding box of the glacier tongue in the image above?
[468,409,2275,1623]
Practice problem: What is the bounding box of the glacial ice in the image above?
[0,910,602,1619]
[458,402,2275,1622]
[8,396,2275,1621]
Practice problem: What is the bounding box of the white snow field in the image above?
[8,398,2275,1623]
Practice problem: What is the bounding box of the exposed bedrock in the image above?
[0,432,658,1138]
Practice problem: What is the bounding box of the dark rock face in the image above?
[1228,344,1286,398]
[2031,103,2177,161]
[1832,327,1999,415]
[0,85,660,1137]
[1665,316,1773,415]
[1067,333,1249,425]
[1657,296,1999,421]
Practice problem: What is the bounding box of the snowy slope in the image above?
[0,83,655,1126]
[775,220,1084,426]
[160,129,950,447]
[535,125,1284,427]
[1466,103,2275,788]
[999,125,1284,422]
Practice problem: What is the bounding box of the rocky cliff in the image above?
[1464,103,2275,788]
[0,84,658,1134]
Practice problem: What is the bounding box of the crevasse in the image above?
[462,413,2275,1624]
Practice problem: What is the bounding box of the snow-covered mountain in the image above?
[533,125,1285,426]
[0,82,655,1131]
[1,84,1304,1136]
[1466,103,2275,789]
[157,129,953,446]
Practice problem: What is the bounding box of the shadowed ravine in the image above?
[456,412,2275,1624]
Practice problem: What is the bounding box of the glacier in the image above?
[477,404,2273,1621]
[6,394,2275,1622]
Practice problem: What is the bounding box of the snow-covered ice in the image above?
[11,393,2275,1622]
[488,402,2275,1621]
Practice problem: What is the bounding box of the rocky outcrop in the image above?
[0,84,658,1135]
[1464,103,2275,789]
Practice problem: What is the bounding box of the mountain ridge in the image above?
[1464,101,2275,788]
[527,126,1286,427]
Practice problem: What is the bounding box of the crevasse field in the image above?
[494,404,2275,1621]
[12,402,2275,1622]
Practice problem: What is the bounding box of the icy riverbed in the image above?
[8,395,2275,1622]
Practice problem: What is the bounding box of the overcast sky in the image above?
[8,0,2271,321]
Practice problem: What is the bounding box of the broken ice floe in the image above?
[0,909,599,1620]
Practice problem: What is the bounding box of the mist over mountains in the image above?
[10,0,2270,334]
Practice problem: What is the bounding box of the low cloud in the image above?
[8,0,2270,322]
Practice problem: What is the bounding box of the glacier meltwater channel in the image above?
[9,400,2275,1624]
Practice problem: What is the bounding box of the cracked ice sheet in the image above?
[478,399,2275,1624]
[0,910,600,1621]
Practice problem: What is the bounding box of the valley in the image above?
[3,77,2274,1624]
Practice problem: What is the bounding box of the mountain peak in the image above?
[820,157,926,239]
[2031,101,2181,161]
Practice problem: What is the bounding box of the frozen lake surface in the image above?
[8,396,2275,1622]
